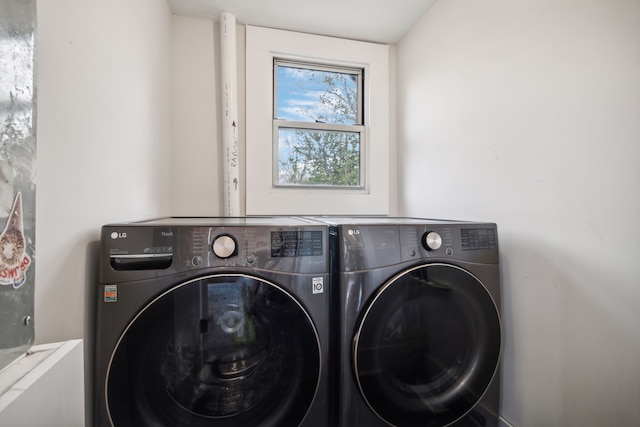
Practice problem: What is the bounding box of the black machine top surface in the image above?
[303,215,466,226]
[106,216,320,227]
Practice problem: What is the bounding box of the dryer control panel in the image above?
[337,221,498,271]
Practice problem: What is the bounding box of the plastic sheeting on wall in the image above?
[0,0,37,371]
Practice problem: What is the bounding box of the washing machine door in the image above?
[106,274,321,427]
[353,263,501,427]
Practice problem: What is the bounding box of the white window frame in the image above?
[245,25,390,215]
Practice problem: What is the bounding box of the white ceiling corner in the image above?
[166,0,437,44]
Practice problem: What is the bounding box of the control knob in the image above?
[422,231,442,251]
[212,234,237,259]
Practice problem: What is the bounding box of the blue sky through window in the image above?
[276,65,359,124]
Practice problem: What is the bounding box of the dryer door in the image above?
[106,274,321,427]
[353,263,501,426]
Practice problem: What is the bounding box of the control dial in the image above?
[212,234,237,259]
[422,231,442,251]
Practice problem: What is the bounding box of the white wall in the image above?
[397,1,640,426]
[170,16,223,216]
[35,0,172,344]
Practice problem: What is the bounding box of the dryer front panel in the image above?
[106,274,321,427]
[353,263,501,427]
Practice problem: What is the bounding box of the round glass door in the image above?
[106,274,321,427]
[354,263,501,427]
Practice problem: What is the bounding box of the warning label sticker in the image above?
[104,285,117,302]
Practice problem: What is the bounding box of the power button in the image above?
[422,231,443,251]
[213,234,237,259]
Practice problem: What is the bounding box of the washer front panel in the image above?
[106,274,322,427]
[353,263,501,427]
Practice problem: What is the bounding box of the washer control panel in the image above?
[101,223,328,280]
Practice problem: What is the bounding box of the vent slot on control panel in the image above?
[110,254,173,271]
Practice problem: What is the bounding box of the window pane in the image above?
[276,64,360,125]
[277,128,361,186]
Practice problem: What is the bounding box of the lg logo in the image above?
[347,229,360,236]
[110,232,127,239]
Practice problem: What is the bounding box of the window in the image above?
[274,61,364,188]
[246,26,390,215]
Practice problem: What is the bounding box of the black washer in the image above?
[94,217,331,427]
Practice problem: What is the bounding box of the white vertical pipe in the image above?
[220,12,240,216]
